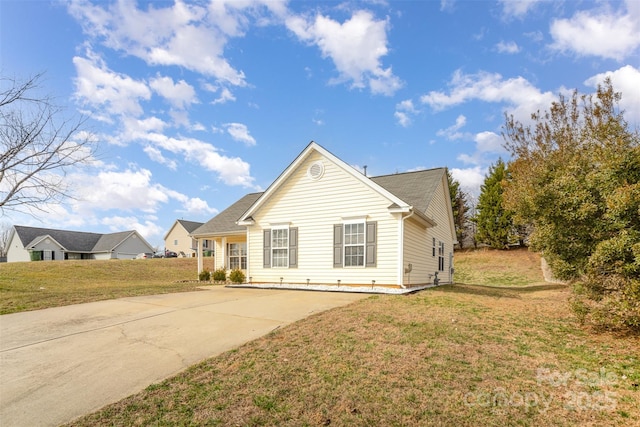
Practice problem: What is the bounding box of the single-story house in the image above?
[191,142,457,289]
[163,219,212,257]
[5,225,155,262]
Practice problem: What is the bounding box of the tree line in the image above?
[449,79,639,333]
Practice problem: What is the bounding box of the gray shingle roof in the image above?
[13,226,140,253]
[15,226,103,252]
[93,231,135,252]
[191,192,263,236]
[177,220,204,233]
[371,168,446,214]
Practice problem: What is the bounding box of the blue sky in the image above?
[2,0,639,248]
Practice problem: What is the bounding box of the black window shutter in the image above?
[333,224,343,268]
[263,229,271,268]
[366,221,377,267]
[289,227,298,268]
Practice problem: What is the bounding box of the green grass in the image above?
[0,257,206,314]
[63,249,640,427]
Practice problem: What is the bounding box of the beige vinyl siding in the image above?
[402,218,434,286]
[425,175,456,283]
[248,151,400,286]
[164,224,196,257]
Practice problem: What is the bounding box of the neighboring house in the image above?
[6,226,154,262]
[163,220,212,257]
[192,142,457,289]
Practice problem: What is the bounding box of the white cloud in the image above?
[149,75,197,109]
[457,131,509,167]
[450,166,486,198]
[475,131,506,154]
[495,40,520,54]
[549,1,640,61]
[440,0,455,13]
[72,168,180,214]
[584,65,640,124]
[421,69,557,124]
[179,197,218,216]
[437,115,467,140]
[499,0,543,19]
[67,0,287,86]
[73,53,151,118]
[394,99,418,127]
[101,215,165,243]
[286,10,402,95]
[212,87,236,104]
[224,122,257,146]
[121,116,168,142]
[144,133,256,187]
[143,145,178,170]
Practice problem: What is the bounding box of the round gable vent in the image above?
[307,161,325,180]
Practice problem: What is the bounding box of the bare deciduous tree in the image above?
[0,222,10,257]
[1,73,96,215]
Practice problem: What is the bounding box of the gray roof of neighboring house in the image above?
[13,226,142,253]
[371,167,446,215]
[177,220,204,233]
[93,231,136,252]
[191,192,264,237]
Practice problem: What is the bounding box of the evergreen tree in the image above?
[474,159,514,249]
[447,170,470,248]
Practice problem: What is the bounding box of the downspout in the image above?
[398,208,415,289]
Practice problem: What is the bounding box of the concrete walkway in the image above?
[0,287,368,426]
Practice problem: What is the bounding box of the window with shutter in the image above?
[263,229,271,268]
[334,221,376,268]
[333,224,343,268]
[289,227,298,268]
[264,226,297,268]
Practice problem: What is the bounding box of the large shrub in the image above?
[502,79,640,332]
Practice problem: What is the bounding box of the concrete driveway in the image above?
[0,287,368,426]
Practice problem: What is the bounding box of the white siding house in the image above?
[192,142,457,290]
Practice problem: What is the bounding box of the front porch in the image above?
[196,234,247,277]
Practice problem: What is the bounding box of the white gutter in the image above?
[397,207,415,289]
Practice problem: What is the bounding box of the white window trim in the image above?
[343,220,366,268]
[271,225,289,268]
[228,242,247,270]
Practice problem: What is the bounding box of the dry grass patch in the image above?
[0,258,204,314]
[67,283,639,426]
[455,247,545,286]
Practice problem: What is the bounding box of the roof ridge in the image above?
[370,167,445,179]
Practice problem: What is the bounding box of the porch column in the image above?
[197,238,203,275]
[221,237,227,270]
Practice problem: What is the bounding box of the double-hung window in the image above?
[271,227,289,268]
[344,222,365,267]
[263,226,298,268]
[438,241,445,271]
[333,221,376,268]
[228,243,247,270]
